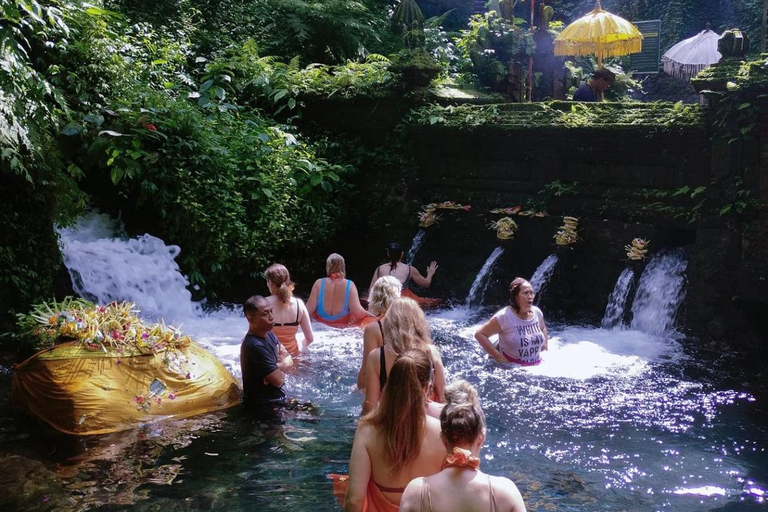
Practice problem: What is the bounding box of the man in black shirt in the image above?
[240,295,293,407]
[573,68,616,102]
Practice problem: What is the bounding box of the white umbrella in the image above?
[662,27,721,81]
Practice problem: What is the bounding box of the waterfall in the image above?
[530,254,559,294]
[58,212,201,323]
[406,229,426,264]
[465,247,505,308]
[601,267,635,329]
[630,249,688,336]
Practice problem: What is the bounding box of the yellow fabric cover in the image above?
[12,341,241,436]
[554,3,643,60]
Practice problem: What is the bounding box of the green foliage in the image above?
[412,101,705,130]
[196,41,396,118]
[107,0,394,65]
[455,11,533,90]
[62,89,353,292]
[390,48,441,88]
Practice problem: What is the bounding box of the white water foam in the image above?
[58,212,200,322]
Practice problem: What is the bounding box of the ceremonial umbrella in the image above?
[662,26,721,81]
[553,0,643,68]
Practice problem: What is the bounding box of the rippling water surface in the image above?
[1,305,766,511]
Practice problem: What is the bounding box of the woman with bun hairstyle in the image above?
[307,253,371,328]
[399,380,527,512]
[357,275,401,389]
[345,349,446,512]
[475,277,548,365]
[368,242,440,308]
[362,297,446,414]
[264,263,313,357]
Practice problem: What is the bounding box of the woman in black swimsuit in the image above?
[361,298,446,415]
[357,276,401,390]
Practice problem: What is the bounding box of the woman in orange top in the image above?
[264,263,313,357]
[307,253,371,328]
[345,349,446,512]
[400,381,527,512]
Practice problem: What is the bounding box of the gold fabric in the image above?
[12,341,241,435]
[554,2,643,62]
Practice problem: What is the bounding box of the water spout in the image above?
[630,249,688,336]
[601,267,635,329]
[406,229,426,264]
[530,254,559,295]
[465,247,505,308]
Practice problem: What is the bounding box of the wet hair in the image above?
[382,298,431,355]
[264,263,294,304]
[440,380,486,448]
[326,253,346,278]
[386,242,403,273]
[243,295,267,316]
[364,348,431,475]
[508,277,530,312]
[592,68,616,84]
[368,276,402,316]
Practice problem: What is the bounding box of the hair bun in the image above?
[444,380,478,407]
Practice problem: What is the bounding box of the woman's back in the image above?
[405,470,524,512]
[375,262,410,286]
[317,277,351,316]
[365,416,444,503]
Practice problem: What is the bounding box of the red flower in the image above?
[145,124,157,131]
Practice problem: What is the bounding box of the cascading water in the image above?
[530,253,558,294]
[465,247,504,308]
[406,229,426,264]
[58,212,200,323]
[601,267,635,328]
[630,249,688,336]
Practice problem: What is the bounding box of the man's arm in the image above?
[263,342,293,387]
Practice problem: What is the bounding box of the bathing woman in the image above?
[475,278,548,365]
[368,242,439,306]
[306,253,371,328]
[264,263,314,357]
[399,380,527,512]
[345,349,446,512]
[357,275,401,390]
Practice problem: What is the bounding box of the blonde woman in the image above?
[357,276,401,389]
[346,349,446,512]
[306,253,370,328]
[400,381,527,512]
[362,298,445,414]
[264,263,313,357]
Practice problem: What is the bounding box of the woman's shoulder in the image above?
[488,475,525,508]
[532,305,544,317]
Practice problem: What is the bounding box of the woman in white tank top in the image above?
[474,278,548,365]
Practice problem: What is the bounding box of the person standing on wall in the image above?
[240,295,293,409]
[573,68,616,102]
